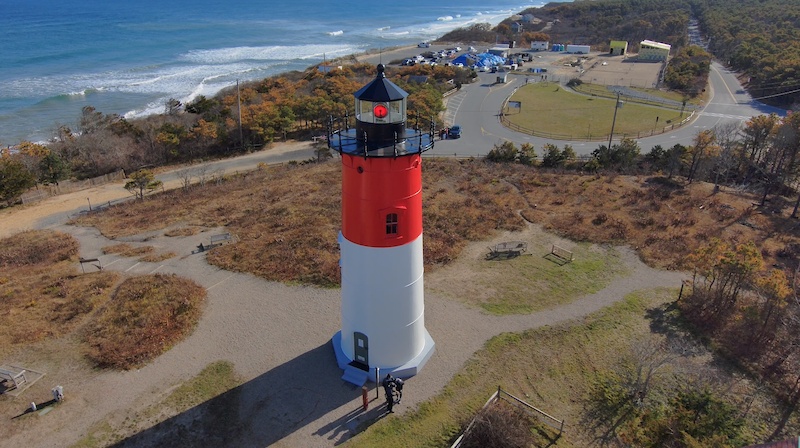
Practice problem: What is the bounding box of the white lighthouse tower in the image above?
[329,64,436,385]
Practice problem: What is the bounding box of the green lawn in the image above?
[504,83,685,141]
[429,243,629,315]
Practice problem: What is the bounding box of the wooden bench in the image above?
[550,244,574,262]
[210,233,232,246]
[0,366,27,391]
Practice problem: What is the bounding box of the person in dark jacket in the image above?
[382,374,395,413]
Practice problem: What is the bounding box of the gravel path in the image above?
[1,148,686,447]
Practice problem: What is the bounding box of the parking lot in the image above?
[358,44,662,89]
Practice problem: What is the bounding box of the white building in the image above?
[638,40,671,61]
[531,41,549,51]
[567,44,590,54]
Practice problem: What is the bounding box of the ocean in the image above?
[0,0,551,145]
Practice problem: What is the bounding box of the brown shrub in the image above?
[0,230,78,267]
[84,274,205,369]
[458,400,539,448]
[0,231,119,357]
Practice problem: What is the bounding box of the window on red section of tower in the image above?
[385,213,398,235]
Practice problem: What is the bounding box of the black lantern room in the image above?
[328,64,434,157]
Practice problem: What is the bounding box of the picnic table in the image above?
[488,241,528,258]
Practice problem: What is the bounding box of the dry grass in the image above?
[163,226,201,237]
[102,244,174,263]
[0,229,79,267]
[0,231,119,358]
[0,231,205,370]
[102,243,154,257]
[84,274,206,369]
[71,159,797,287]
[139,252,176,263]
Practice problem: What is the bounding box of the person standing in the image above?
[382,374,395,413]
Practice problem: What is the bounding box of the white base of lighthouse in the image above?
[332,329,435,384]
[334,232,435,384]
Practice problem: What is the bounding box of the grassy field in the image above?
[0,231,119,358]
[629,86,708,106]
[348,288,779,447]
[428,241,629,315]
[573,82,707,108]
[505,83,685,140]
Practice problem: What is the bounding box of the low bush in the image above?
[84,274,205,369]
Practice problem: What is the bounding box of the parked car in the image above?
[418,42,430,48]
[448,125,462,139]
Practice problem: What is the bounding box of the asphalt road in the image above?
[428,61,788,157]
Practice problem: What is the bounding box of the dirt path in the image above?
[0,147,686,447]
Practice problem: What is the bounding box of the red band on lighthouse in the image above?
[341,153,423,248]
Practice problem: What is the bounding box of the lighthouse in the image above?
[329,64,436,385]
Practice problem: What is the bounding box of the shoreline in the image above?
[3,3,525,146]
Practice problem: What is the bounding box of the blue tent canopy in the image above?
[451,52,506,67]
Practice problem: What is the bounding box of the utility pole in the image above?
[237,79,244,150]
[608,92,621,149]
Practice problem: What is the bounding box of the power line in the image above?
[750,87,800,101]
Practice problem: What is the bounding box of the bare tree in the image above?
[711,122,742,191]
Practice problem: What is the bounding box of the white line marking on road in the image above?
[207,274,235,291]
[125,262,140,272]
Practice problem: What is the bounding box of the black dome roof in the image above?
[353,64,408,102]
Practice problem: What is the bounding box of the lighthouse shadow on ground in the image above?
[110,343,379,447]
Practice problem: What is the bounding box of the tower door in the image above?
[354,332,369,367]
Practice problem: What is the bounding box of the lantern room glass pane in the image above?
[390,100,405,122]
[358,99,373,122]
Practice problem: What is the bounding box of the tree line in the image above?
[697,0,800,107]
